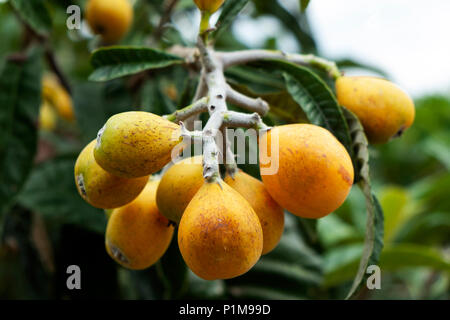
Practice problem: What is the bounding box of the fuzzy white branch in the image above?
[221,126,238,177]
[219,50,341,79]
[164,97,208,122]
[226,85,269,116]
[222,111,270,132]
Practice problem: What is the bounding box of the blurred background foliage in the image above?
[0,0,448,300]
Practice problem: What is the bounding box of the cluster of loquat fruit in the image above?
[75,0,416,280]
[73,75,415,280]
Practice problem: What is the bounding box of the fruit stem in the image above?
[199,10,211,43]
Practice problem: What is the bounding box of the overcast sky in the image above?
[229,0,450,98]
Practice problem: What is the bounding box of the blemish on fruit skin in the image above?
[96,125,105,148]
[77,174,87,197]
[107,240,129,264]
[338,165,353,186]
[392,125,406,139]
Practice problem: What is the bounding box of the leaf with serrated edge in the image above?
[342,107,384,299]
[0,50,43,216]
[89,47,183,82]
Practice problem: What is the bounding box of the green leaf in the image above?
[228,285,306,300]
[18,157,106,234]
[226,214,323,299]
[317,214,362,248]
[183,271,226,299]
[89,46,183,82]
[10,0,52,35]
[140,79,176,115]
[379,186,414,243]
[394,211,450,245]
[339,108,384,298]
[262,60,352,154]
[157,235,189,299]
[226,65,285,94]
[345,192,384,298]
[73,80,135,144]
[336,58,389,78]
[324,244,450,287]
[342,108,368,184]
[212,0,249,40]
[300,0,311,12]
[253,1,317,53]
[229,83,308,124]
[380,244,450,272]
[0,50,43,216]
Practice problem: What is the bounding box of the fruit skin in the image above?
[194,0,225,13]
[336,76,415,144]
[86,0,133,44]
[52,87,74,122]
[225,170,284,255]
[39,102,57,131]
[259,124,354,219]
[178,181,263,280]
[94,111,182,178]
[156,156,204,224]
[106,180,174,270]
[42,75,75,122]
[74,140,149,209]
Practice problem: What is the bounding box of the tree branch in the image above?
[164,97,209,122]
[151,0,179,42]
[222,111,270,131]
[219,49,342,79]
[226,85,269,116]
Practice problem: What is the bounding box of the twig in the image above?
[226,85,269,116]
[219,49,342,79]
[164,97,209,122]
[222,111,270,131]
[44,46,72,95]
[151,0,179,42]
[221,126,238,177]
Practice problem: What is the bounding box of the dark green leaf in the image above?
[0,50,43,216]
[18,157,106,233]
[89,46,183,82]
[379,244,450,271]
[228,285,306,300]
[254,1,317,53]
[226,65,285,93]
[336,58,389,78]
[10,0,52,35]
[324,244,450,287]
[183,271,226,299]
[341,108,384,298]
[229,83,308,124]
[263,60,353,154]
[157,235,189,299]
[394,211,450,245]
[226,214,323,299]
[345,192,384,299]
[140,79,176,115]
[74,80,135,144]
[212,0,249,40]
